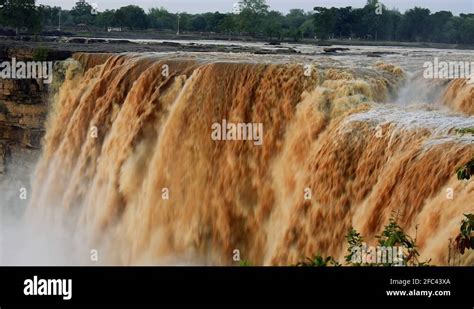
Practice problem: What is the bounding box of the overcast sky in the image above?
[37,0,474,15]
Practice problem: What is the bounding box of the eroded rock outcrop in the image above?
[0,47,72,175]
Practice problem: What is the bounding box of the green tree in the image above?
[0,0,40,34]
[190,15,207,32]
[115,5,148,30]
[70,0,94,25]
[263,10,283,39]
[37,5,61,28]
[201,12,226,32]
[428,11,453,42]
[313,7,337,40]
[147,7,175,30]
[94,9,118,28]
[299,18,315,39]
[384,10,403,41]
[283,9,306,41]
[240,0,269,14]
[457,15,474,44]
[218,14,237,37]
[286,9,306,29]
[359,0,388,41]
[400,7,431,42]
[237,0,269,36]
[59,10,74,27]
[334,6,355,39]
[176,12,192,32]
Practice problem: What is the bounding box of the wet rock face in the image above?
[0,48,63,175]
[0,78,48,149]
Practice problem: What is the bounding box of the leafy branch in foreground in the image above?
[295,255,341,267]
[242,213,471,267]
[345,227,364,265]
[454,128,473,180]
[376,217,430,266]
[454,214,474,255]
[239,260,252,266]
[456,159,474,180]
[298,212,430,267]
[449,214,474,266]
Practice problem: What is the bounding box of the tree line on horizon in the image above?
[0,0,473,44]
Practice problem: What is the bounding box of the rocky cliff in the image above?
[0,47,71,176]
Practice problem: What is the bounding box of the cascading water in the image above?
[18,52,474,266]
